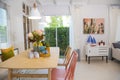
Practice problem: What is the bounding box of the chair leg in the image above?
[86,55,87,61]
[102,56,104,60]
[106,56,108,63]
[88,56,90,64]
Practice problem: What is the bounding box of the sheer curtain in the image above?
[115,15,120,41]
[109,6,120,43]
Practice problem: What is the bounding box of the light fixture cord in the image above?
[33,0,37,8]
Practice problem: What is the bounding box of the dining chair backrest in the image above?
[58,46,71,68]
[63,46,71,65]
[65,50,78,80]
[64,46,71,56]
[51,50,78,80]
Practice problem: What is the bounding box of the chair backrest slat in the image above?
[64,46,71,65]
[65,51,78,80]
[64,46,70,56]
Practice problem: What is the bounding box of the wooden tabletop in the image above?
[0,47,59,69]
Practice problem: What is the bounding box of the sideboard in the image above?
[85,45,109,64]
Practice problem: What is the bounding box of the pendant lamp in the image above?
[29,2,41,19]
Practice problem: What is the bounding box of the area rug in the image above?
[14,69,48,80]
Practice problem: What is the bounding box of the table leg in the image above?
[48,68,51,80]
[102,56,104,60]
[106,56,108,63]
[8,69,13,80]
[86,55,87,61]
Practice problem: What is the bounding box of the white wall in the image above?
[70,5,110,60]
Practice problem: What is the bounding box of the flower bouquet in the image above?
[28,30,50,57]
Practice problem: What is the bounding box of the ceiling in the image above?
[1,0,120,7]
[31,0,120,15]
[37,0,120,6]
[1,0,120,16]
[23,0,120,7]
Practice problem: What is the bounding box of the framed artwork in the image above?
[83,18,104,34]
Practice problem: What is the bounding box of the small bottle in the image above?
[34,52,40,58]
[28,52,34,59]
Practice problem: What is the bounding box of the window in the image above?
[0,8,7,43]
[41,16,70,55]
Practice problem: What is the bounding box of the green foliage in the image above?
[44,27,56,47]
[45,16,70,55]
[48,16,63,27]
[57,27,69,55]
[41,41,50,47]
[44,27,69,55]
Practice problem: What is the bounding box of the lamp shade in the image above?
[29,3,41,19]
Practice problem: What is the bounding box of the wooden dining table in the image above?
[0,47,59,80]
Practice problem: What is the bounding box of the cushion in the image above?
[1,46,15,61]
[117,41,120,44]
[112,43,120,49]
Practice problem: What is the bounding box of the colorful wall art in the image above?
[83,18,104,34]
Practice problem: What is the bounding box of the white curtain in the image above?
[115,15,120,41]
[109,6,120,43]
[69,5,81,50]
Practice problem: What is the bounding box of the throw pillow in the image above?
[117,41,120,44]
[1,46,15,61]
[112,43,120,49]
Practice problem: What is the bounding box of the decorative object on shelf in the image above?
[98,40,105,46]
[28,29,50,57]
[92,37,96,44]
[28,0,41,19]
[87,35,93,44]
[87,35,97,47]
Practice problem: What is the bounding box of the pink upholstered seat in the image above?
[51,51,78,80]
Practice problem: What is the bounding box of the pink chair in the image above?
[51,51,78,80]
